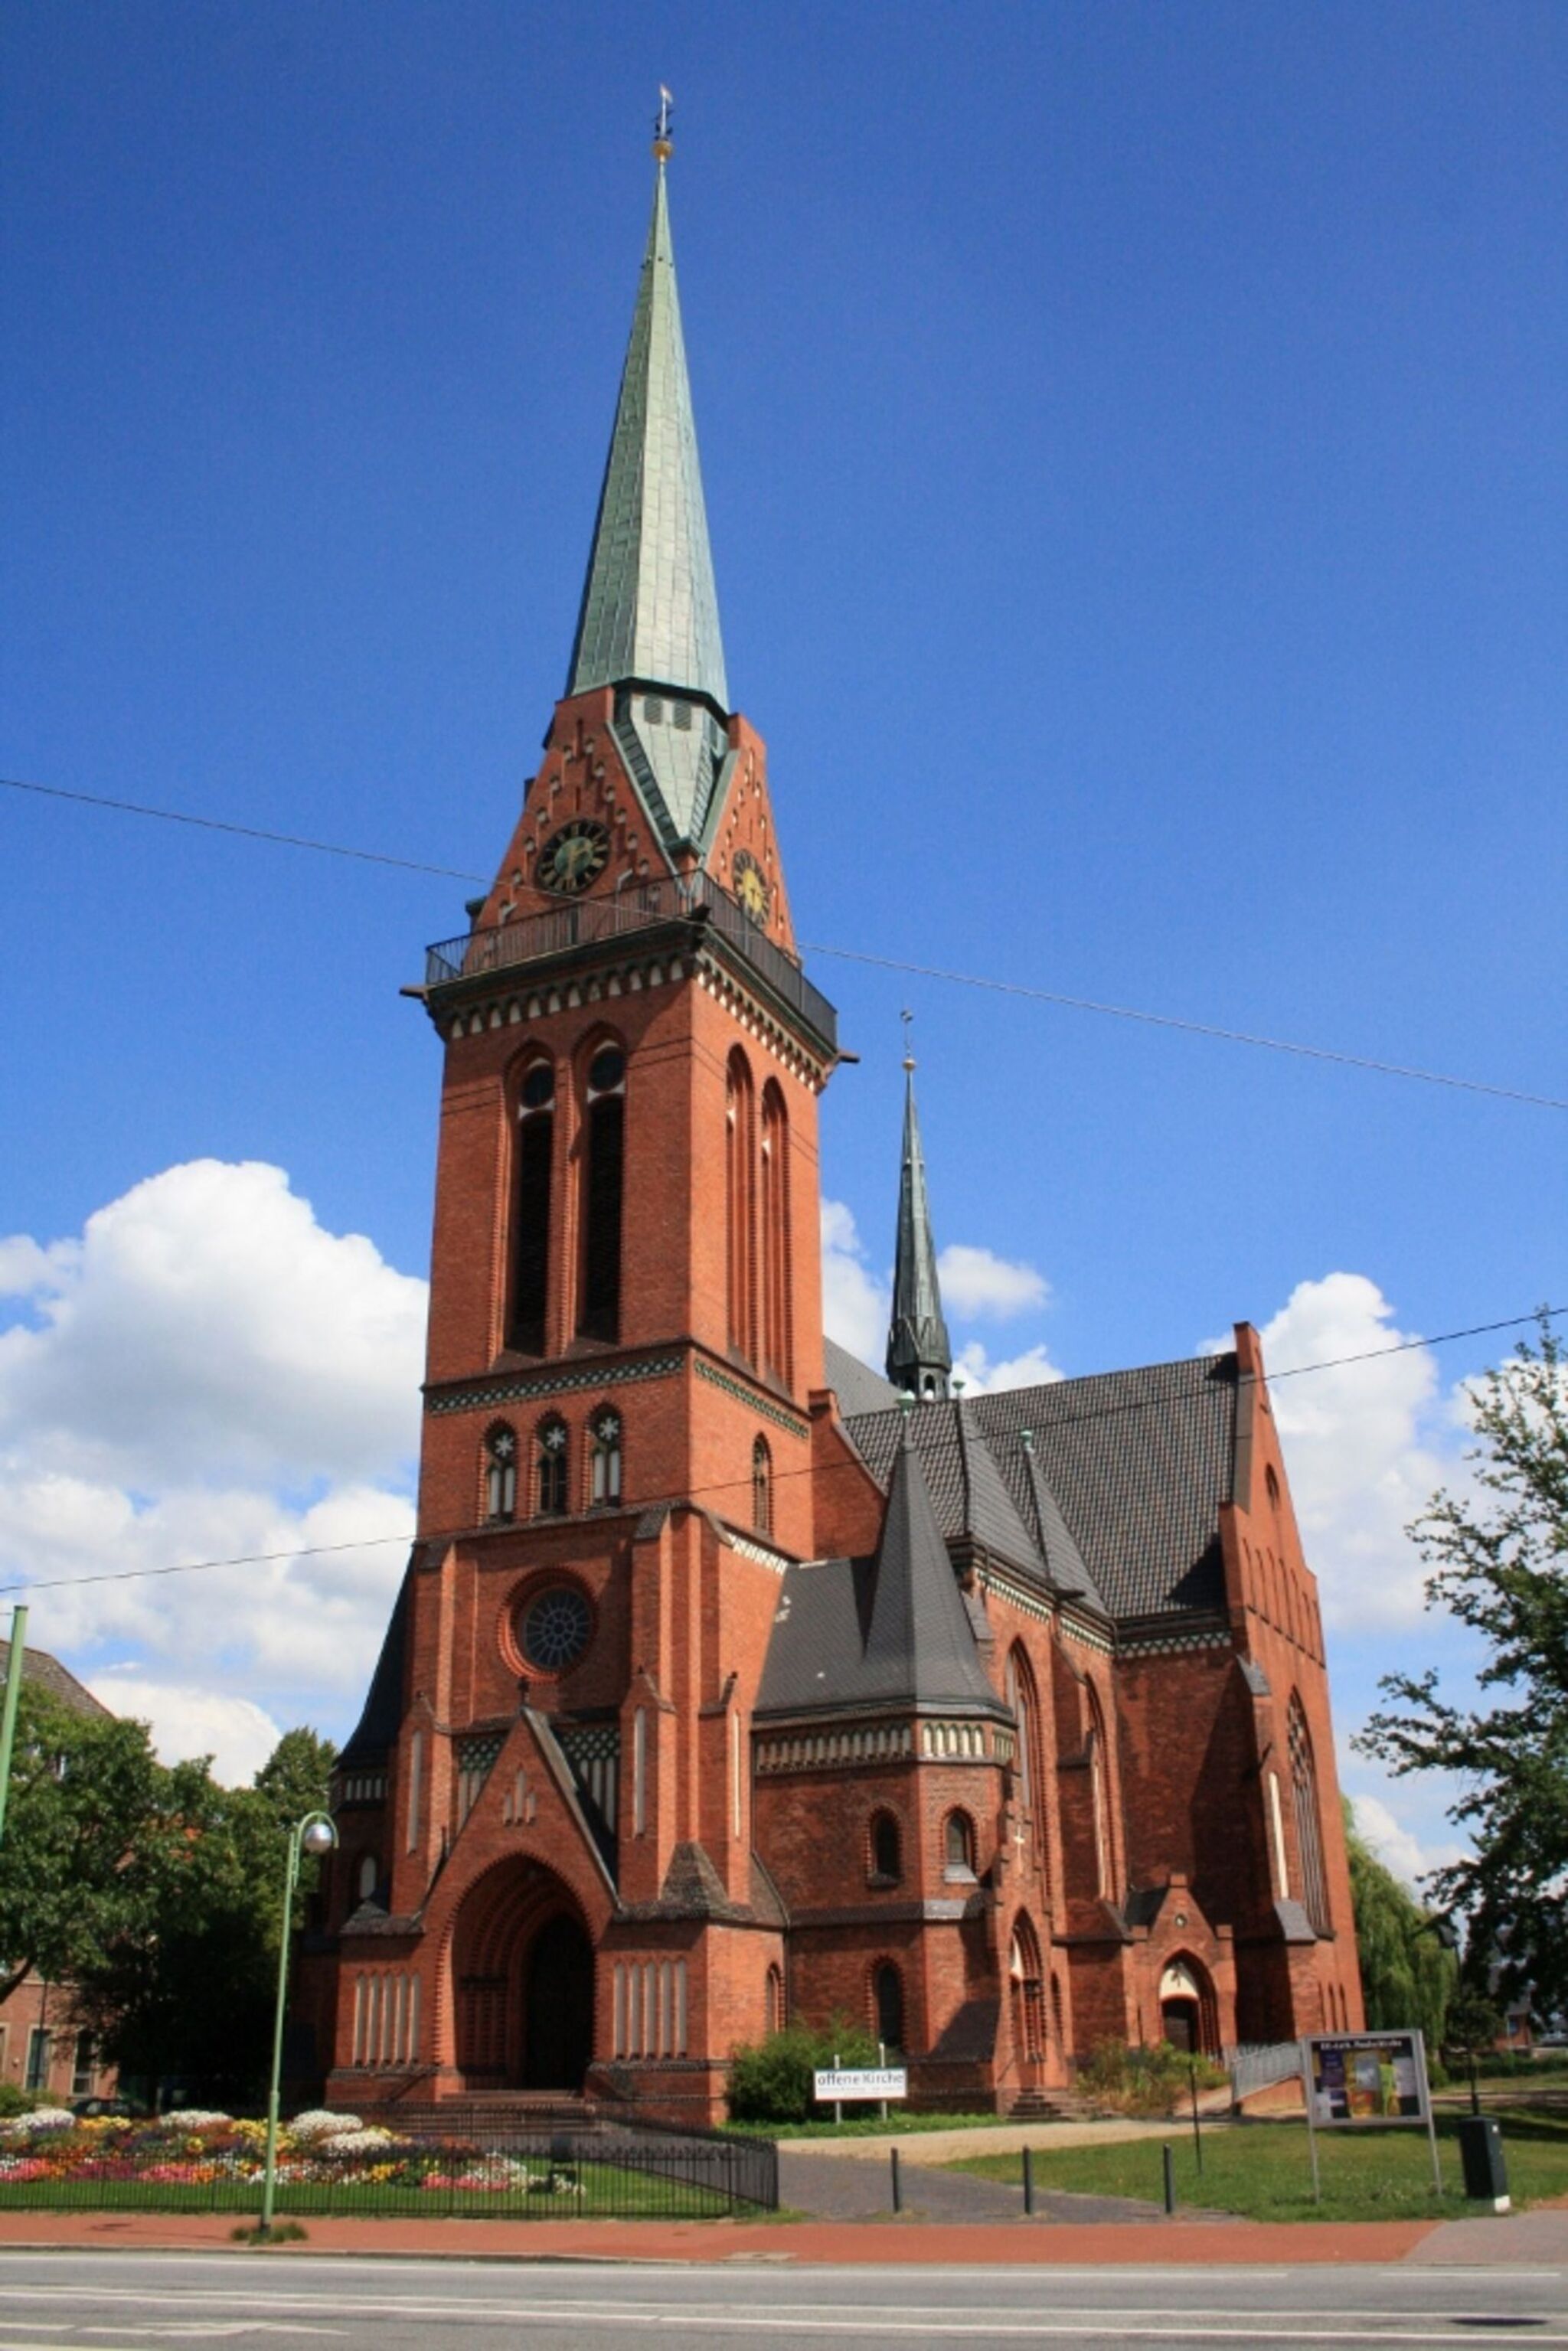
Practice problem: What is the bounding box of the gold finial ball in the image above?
[652,136,672,162]
[903,1054,916,1073]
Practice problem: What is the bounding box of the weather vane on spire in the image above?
[653,84,675,162]
[901,1007,916,1073]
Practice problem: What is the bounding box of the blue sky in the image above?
[2,4,1563,1876]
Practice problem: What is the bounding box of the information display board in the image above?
[1298,2029,1440,2196]
[1304,2031,1431,2126]
[813,2067,907,2101]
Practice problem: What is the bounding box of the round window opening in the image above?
[521,1585,593,1673]
[588,1047,625,1095]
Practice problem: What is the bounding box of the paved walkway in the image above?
[2,2206,1565,2266]
[775,2116,1233,2164]
[779,2147,1172,2225]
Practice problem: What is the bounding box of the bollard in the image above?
[890,2144,902,2214]
[1162,2142,1175,2215]
[1022,2145,1034,2215]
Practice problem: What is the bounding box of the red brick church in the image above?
[307,129,1364,2121]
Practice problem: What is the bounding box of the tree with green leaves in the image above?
[1344,1802,1456,2052]
[0,1690,335,2106]
[1357,1314,1567,2011]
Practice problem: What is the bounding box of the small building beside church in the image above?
[302,126,1364,2121]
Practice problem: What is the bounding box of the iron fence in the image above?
[424,875,838,1050]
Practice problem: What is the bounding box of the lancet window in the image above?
[511,1059,554,1353]
[578,1043,626,1342]
[726,1049,756,1361]
[536,1415,570,1517]
[590,1407,623,1506]
[484,1422,518,1522]
[1289,1693,1331,1933]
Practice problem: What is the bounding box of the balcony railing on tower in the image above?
[425,873,838,1053]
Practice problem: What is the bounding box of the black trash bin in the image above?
[1457,2114,1510,2210]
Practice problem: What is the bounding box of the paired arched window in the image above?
[484,1423,518,1522]
[511,1060,554,1353]
[752,1435,773,1534]
[1086,1683,1112,1899]
[1004,1645,1045,1882]
[943,1810,976,1879]
[727,1052,793,1391]
[726,1050,756,1360]
[869,1811,902,1884]
[578,1043,626,1342]
[1289,1693,1331,1933]
[536,1416,569,1517]
[873,1961,905,2054]
[590,1408,622,1507]
[760,1081,792,1386]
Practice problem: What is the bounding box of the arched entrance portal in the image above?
[524,1912,593,2090]
[1158,1955,1217,2056]
[451,1858,595,2092]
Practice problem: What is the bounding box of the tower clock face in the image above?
[536,819,609,895]
[733,849,770,923]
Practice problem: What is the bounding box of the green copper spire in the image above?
[567,134,731,847]
[886,1043,952,1402]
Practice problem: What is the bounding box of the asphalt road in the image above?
[0,2253,1563,2347]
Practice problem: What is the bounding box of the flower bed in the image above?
[0,2110,746,2219]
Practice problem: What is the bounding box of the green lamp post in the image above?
[259,1808,338,2239]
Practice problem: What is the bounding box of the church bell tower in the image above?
[319,117,841,2119]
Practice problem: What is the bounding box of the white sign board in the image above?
[814,2067,907,2101]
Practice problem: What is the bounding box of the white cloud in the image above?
[87,1674,283,1788]
[1243,1272,1465,1634]
[0,1162,423,1752]
[1348,1785,1467,1894]
[937,1244,1048,1321]
[954,1340,1063,1396]
[0,1160,426,1488]
[820,1200,890,1369]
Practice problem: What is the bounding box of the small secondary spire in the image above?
[886,1022,952,1402]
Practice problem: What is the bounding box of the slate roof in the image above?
[756,1432,1009,1723]
[0,1641,111,1719]
[822,1337,900,1419]
[338,1566,411,1768]
[844,1350,1239,1622]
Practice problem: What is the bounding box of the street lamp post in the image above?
[259,1809,338,2240]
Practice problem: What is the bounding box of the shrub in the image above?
[727,2016,880,2124]
[1076,2039,1227,2117]
[0,2085,35,2120]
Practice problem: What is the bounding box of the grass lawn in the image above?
[949,2108,1568,2225]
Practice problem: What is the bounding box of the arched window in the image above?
[1004,1646,1046,1883]
[760,1080,792,1388]
[752,1435,772,1534]
[869,1811,902,1885]
[1086,1683,1112,1899]
[873,1961,905,2053]
[357,1854,379,1904]
[1265,1463,1281,1513]
[1289,1693,1331,1933]
[578,1043,626,1341]
[484,1422,518,1522]
[536,1415,569,1517]
[765,1964,783,2036]
[943,1810,976,1879]
[726,1050,756,1361]
[590,1407,622,1507]
[511,1059,554,1353]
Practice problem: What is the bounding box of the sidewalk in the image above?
[1,2206,1563,2267]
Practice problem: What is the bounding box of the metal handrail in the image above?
[425,876,837,1050]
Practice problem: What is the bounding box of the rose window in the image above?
[521,1585,592,1673]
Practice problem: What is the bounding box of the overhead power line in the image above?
[5,772,1563,1111]
[2,1304,1557,1602]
